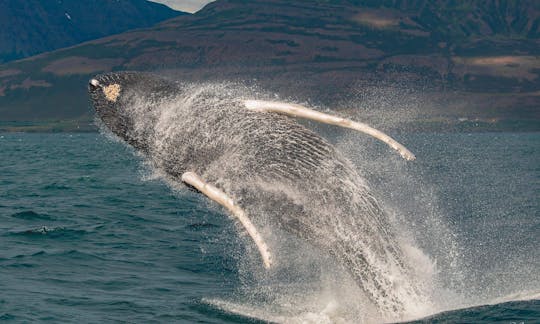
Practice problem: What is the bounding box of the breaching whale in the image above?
[88,71,427,316]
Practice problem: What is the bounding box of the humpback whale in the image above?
[88,72,427,316]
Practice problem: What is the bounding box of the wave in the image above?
[10,210,55,220]
[8,226,87,239]
[203,297,362,324]
[488,290,540,305]
[413,293,540,323]
[204,292,540,324]
[42,182,71,190]
[9,249,106,261]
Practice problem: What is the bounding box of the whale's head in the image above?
[88,72,176,149]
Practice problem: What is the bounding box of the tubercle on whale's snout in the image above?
[89,78,100,88]
[88,74,124,103]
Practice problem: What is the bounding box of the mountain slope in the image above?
[0,0,186,63]
[0,0,539,130]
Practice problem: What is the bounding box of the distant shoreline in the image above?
[0,119,538,133]
[0,120,96,133]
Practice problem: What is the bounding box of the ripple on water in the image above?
[42,183,71,190]
[10,210,55,221]
[0,314,16,321]
[9,249,107,263]
[409,300,540,323]
[185,222,220,230]
[8,226,87,239]
[0,132,537,323]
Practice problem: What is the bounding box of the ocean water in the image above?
[0,132,538,323]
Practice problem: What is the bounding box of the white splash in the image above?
[96,77,538,323]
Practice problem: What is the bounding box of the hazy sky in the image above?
[149,0,215,13]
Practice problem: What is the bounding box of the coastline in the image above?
[1,119,537,133]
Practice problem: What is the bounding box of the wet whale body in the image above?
[88,72,427,316]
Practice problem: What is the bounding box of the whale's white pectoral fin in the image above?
[181,172,273,269]
[244,100,416,161]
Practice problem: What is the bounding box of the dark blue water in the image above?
[1,132,538,323]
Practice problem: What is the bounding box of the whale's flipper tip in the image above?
[181,171,273,269]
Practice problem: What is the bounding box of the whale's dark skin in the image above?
[88,72,425,315]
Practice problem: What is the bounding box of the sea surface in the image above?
[0,132,538,323]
